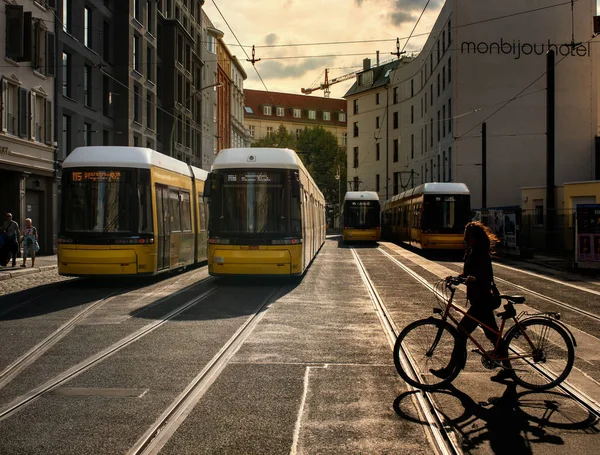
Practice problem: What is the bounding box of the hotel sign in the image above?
[461,39,590,59]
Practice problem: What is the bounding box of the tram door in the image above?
[156,184,170,270]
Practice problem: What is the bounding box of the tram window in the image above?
[169,189,181,232]
[198,193,205,231]
[181,191,192,231]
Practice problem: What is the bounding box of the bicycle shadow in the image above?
[393,380,599,454]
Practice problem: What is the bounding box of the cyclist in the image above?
[431,221,507,380]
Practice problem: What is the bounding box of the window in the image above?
[393,87,398,104]
[353,147,359,168]
[353,122,359,137]
[339,112,346,122]
[437,155,441,182]
[411,134,414,159]
[430,118,433,146]
[393,139,398,162]
[103,21,111,62]
[437,110,440,141]
[393,172,399,195]
[323,111,330,121]
[442,66,446,91]
[276,107,284,117]
[376,142,380,161]
[134,0,142,22]
[448,147,452,181]
[353,99,358,114]
[2,81,18,135]
[83,122,92,146]
[442,31,446,53]
[84,7,92,48]
[263,105,272,115]
[62,52,71,97]
[84,65,92,107]
[308,110,316,120]
[293,108,301,118]
[393,111,398,129]
[424,124,428,152]
[147,47,154,82]
[103,129,110,146]
[342,132,347,146]
[248,125,255,137]
[376,93,380,105]
[376,116,380,129]
[442,151,446,181]
[448,57,452,83]
[448,98,452,133]
[147,92,154,130]
[430,84,433,105]
[442,105,446,137]
[411,79,414,97]
[411,105,414,124]
[266,126,273,137]
[177,74,183,104]
[61,115,70,157]
[133,84,142,123]
[245,106,254,114]
[448,19,452,44]
[421,129,424,155]
[437,73,440,97]
[63,0,71,33]
[376,174,380,192]
[133,34,141,72]
[353,176,359,191]
[296,129,301,139]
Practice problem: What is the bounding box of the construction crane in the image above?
[301,68,358,98]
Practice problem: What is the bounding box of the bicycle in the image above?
[393,276,576,391]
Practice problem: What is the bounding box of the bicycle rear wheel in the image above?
[503,318,575,390]
[393,318,462,391]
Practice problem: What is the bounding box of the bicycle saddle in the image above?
[500,295,525,304]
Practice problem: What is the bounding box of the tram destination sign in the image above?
[71,170,123,182]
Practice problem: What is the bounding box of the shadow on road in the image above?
[393,381,599,454]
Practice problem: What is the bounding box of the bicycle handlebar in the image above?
[445,276,466,286]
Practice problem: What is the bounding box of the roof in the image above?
[344,59,403,98]
[63,147,196,177]
[244,89,346,126]
[344,191,380,201]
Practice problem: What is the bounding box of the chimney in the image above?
[363,58,371,71]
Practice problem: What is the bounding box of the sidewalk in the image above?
[0,255,58,281]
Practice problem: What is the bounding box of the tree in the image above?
[296,125,346,208]
[251,124,297,149]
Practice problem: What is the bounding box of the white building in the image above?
[346,0,599,209]
[231,56,249,148]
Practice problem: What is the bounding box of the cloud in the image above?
[265,33,279,45]
[390,11,415,25]
[392,0,443,9]
[252,58,326,82]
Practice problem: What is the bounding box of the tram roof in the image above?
[212,148,305,171]
[63,147,197,176]
[344,191,380,201]
[382,182,470,208]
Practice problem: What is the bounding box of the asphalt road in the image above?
[0,238,598,454]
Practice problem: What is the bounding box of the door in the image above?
[25,191,43,252]
[156,184,170,270]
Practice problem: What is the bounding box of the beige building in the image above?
[345,0,599,208]
[243,89,347,151]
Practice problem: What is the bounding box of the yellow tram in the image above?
[58,147,209,276]
[381,183,471,250]
[205,148,326,276]
[341,191,381,242]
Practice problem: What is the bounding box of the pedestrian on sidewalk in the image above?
[1,213,21,267]
[20,218,38,268]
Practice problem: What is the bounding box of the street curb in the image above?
[0,264,58,281]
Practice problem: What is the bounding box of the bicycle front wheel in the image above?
[393,318,462,391]
[503,318,575,390]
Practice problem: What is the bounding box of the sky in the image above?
[202,0,447,100]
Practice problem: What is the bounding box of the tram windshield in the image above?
[343,200,380,229]
[422,194,471,232]
[61,168,153,234]
[209,169,301,238]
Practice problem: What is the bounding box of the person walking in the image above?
[20,218,38,268]
[1,213,21,267]
[431,221,507,380]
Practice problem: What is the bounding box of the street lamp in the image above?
[169,82,223,158]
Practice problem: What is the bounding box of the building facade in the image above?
[200,11,221,167]
[346,0,599,209]
[216,34,232,154]
[1,0,58,254]
[231,56,249,148]
[244,89,347,149]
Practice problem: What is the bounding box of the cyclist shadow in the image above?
[393,380,599,454]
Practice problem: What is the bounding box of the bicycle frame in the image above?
[437,283,537,363]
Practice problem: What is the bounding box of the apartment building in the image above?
[346,0,599,209]
[200,10,221,167]
[0,0,58,254]
[244,89,347,150]
[215,33,231,154]
[231,56,249,148]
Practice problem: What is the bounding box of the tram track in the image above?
[0,281,218,421]
[376,246,600,421]
[126,286,282,455]
[350,247,462,455]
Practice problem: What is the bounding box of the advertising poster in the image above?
[503,213,517,248]
[575,204,600,266]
